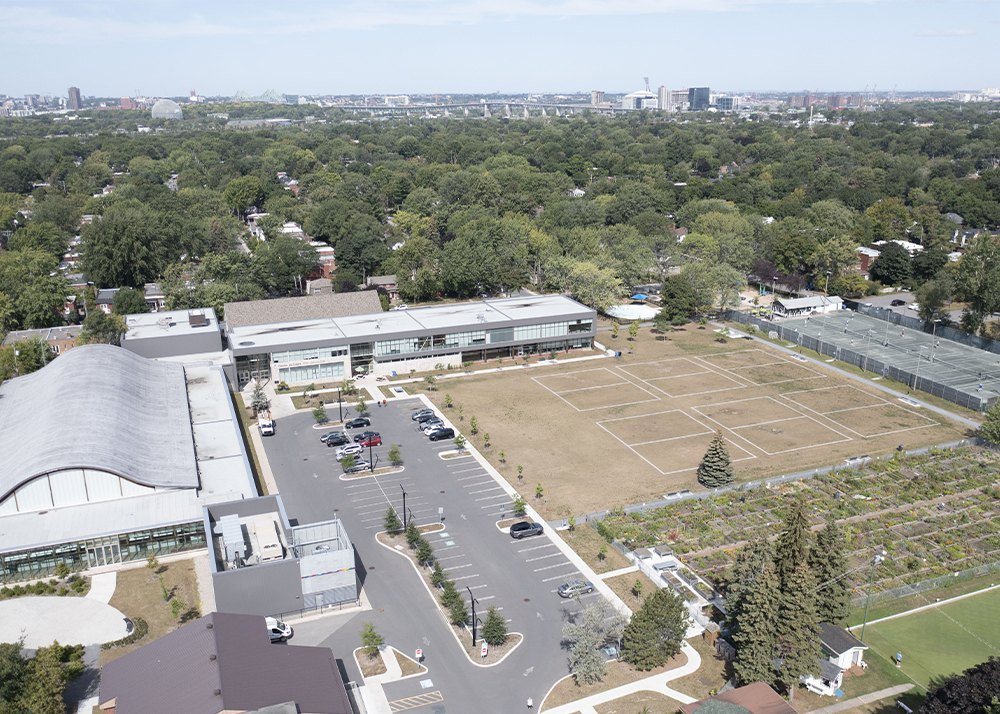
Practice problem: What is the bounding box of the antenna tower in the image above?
[644,77,651,93]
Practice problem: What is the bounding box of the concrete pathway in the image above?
[192,551,216,615]
[0,596,129,649]
[809,683,914,714]
[542,640,702,714]
[358,645,405,714]
[85,572,116,604]
[596,565,639,580]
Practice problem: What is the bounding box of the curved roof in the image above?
[0,344,198,503]
[151,99,183,119]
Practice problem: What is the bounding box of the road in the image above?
[262,398,603,713]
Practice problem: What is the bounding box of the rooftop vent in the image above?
[189,313,208,327]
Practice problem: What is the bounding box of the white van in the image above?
[265,616,292,642]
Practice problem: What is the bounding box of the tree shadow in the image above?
[179,608,201,624]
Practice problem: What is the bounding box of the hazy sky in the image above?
[2,0,996,98]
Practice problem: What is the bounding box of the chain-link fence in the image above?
[848,300,1000,356]
[725,310,993,412]
[851,559,1000,608]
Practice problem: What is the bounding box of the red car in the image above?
[360,434,382,447]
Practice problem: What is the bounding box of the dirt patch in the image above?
[669,635,733,700]
[700,349,790,369]
[830,403,937,437]
[619,358,709,381]
[599,410,710,445]
[783,384,886,413]
[355,648,387,677]
[559,526,632,574]
[594,691,682,714]
[393,647,428,677]
[101,559,202,666]
[536,368,628,392]
[733,416,851,454]
[735,361,824,385]
[647,370,747,398]
[541,652,688,711]
[633,434,756,474]
[603,572,658,613]
[559,382,659,411]
[695,396,803,429]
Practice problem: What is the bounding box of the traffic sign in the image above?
[415,648,422,661]
[480,643,488,658]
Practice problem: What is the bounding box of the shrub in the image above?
[512,495,527,517]
[481,605,508,646]
[360,622,384,659]
[102,617,148,650]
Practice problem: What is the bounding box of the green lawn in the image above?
[859,588,1000,689]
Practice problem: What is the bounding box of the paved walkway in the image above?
[596,565,639,580]
[358,646,405,714]
[192,551,216,615]
[809,684,914,714]
[86,572,116,604]
[0,596,129,649]
[542,640,702,714]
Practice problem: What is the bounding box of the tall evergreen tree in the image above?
[697,431,734,488]
[775,496,811,590]
[725,535,774,637]
[809,520,851,625]
[620,589,689,671]
[774,562,823,692]
[732,556,779,686]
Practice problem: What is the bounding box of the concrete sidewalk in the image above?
[809,683,914,714]
[542,640,702,714]
[85,572,116,604]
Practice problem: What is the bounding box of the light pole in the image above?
[466,586,479,646]
[860,548,887,642]
[864,330,874,372]
[883,308,891,346]
[337,387,343,422]
[913,346,928,390]
[931,319,941,362]
[400,485,407,526]
[820,314,828,356]
[824,270,832,308]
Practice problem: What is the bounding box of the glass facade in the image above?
[273,347,348,363]
[0,521,206,584]
[277,362,344,383]
[373,321,590,359]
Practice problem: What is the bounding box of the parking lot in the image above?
[261,397,603,713]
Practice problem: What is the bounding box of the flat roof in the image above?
[1,325,83,346]
[122,308,219,341]
[228,295,594,352]
[224,291,383,329]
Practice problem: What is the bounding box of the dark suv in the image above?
[324,432,350,447]
[509,521,544,539]
[890,299,906,306]
[428,427,455,441]
[345,417,371,429]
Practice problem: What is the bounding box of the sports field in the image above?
[859,588,1000,689]
[418,324,968,517]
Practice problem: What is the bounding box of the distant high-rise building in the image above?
[716,96,739,111]
[120,97,135,110]
[67,86,82,110]
[658,85,671,111]
[591,90,605,105]
[688,87,710,112]
[828,95,844,109]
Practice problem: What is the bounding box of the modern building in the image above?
[591,90,605,105]
[151,98,183,119]
[121,308,224,360]
[716,96,740,111]
[620,90,658,110]
[688,87,711,112]
[98,612,353,714]
[224,294,597,388]
[67,86,82,110]
[658,85,671,111]
[0,344,256,583]
[205,495,357,616]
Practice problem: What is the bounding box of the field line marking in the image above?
[554,381,631,394]
[628,430,715,446]
[847,583,1000,629]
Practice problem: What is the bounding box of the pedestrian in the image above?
[895,652,902,667]
[377,400,381,408]
[383,399,387,407]
[527,697,533,709]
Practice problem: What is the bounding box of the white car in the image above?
[336,443,364,458]
[907,303,919,311]
[422,420,446,434]
[392,304,408,311]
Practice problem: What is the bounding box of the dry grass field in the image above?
[413,325,969,518]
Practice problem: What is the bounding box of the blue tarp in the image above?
[629,294,648,301]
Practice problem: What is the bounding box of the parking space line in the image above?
[469,486,502,494]
[474,494,507,502]
[456,475,488,482]
[435,545,461,552]
[450,467,484,474]
[525,553,564,562]
[448,564,473,570]
[462,480,495,487]
[452,574,480,581]
[467,585,489,591]
[534,562,572,572]
[517,544,556,552]
[436,555,465,561]
[542,572,580,582]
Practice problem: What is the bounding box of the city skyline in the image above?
[1,0,997,98]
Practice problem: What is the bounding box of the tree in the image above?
[868,242,912,286]
[956,234,1000,333]
[405,519,421,548]
[449,598,469,626]
[453,434,466,450]
[725,536,774,638]
[469,416,478,435]
[628,320,639,340]
[339,455,356,472]
[430,560,447,588]
[916,277,953,322]
[631,578,644,602]
[775,497,811,591]
[250,381,270,413]
[732,556,779,687]
[444,393,453,408]
[81,202,166,288]
[423,375,436,391]
[360,622,384,659]
[562,597,628,684]
[620,588,689,671]
[223,175,265,219]
[415,537,434,565]
[388,444,402,465]
[565,261,624,312]
[697,431,734,488]
[8,221,67,258]
[111,286,149,315]
[611,322,619,339]
[919,657,1000,714]
[383,505,402,532]
[866,197,910,243]
[659,274,699,321]
[481,605,509,646]
[313,403,328,424]
[774,562,822,692]
[809,521,851,625]
[77,310,126,346]
[512,495,527,517]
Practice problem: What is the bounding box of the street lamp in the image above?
[824,270,832,307]
[466,586,480,646]
[864,330,874,372]
[913,346,928,390]
[820,314,828,356]
[931,319,941,362]
[337,386,343,422]
[400,485,407,526]
[860,548,887,642]
[883,308,891,347]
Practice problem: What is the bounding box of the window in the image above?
[489,327,514,344]
[273,347,348,364]
[278,362,345,383]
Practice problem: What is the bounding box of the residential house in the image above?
[98,612,353,714]
[856,246,880,273]
[95,288,121,314]
[951,227,986,248]
[871,239,923,256]
[2,325,83,355]
[366,275,398,300]
[305,278,332,294]
[801,623,868,697]
[680,681,797,714]
[143,283,166,312]
[310,242,336,278]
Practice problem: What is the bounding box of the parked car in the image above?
[557,580,595,598]
[416,412,440,424]
[411,408,435,421]
[354,430,380,443]
[266,617,293,642]
[907,303,919,311]
[323,432,350,447]
[345,459,371,473]
[890,299,906,306]
[335,443,364,458]
[345,417,371,429]
[509,521,544,539]
[422,420,446,434]
[360,433,382,447]
[428,427,455,441]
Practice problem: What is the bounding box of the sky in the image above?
[1,0,997,98]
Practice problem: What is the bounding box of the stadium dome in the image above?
[151,99,183,119]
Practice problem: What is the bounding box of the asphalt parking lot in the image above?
[261,397,602,713]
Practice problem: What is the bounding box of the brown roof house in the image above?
[680,682,797,714]
[98,612,353,714]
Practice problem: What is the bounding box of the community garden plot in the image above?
[698,349,791,370]
[641,370,747,398]
[545,381,661,411]
[730,416,852,455]
[533,368,630,393]
[618,358,711,382]
[729,361,826,385]
[631,433,756,475]
[694,397,804,430]
[782,385,886,413]
[782,386,937,438]
[597,410,712,446]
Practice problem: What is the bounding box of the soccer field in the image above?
[860,588,1000,688]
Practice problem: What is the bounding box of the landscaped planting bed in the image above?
[593,446,1000,598]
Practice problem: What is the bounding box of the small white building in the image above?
[801,623,868,696]
[772,295,843,317]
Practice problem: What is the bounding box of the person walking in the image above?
[527,697,533,709]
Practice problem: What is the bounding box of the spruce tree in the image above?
[774,562,823,692]
[697,431,734,488]
[383,505,402,533]
[481,605,508,646]
[809,520,851,625]
[775,496,811,591]
[732,557,779,687]
[726,535,774,637]
[620,589,689,670]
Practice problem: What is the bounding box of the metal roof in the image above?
[819,622,866,656]
[0,344,198,503]
[223,291,383,329]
